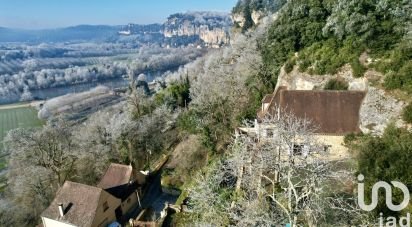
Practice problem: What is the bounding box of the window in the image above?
[103,201,109,212]
[323,145,332,153]
[292,145,304,156]
[291,144,310,156]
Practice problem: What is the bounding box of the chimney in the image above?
[58,203,64,217]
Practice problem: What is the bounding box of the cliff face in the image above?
[163,12,232,48]
[232,0,286,29]
[232,10,265,27]
[117,12,232,48]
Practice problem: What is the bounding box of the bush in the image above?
[177,110,199,134]
[324,78,349,90]
[155,77,191,109]
[284,58,296,73]
[383,71,402,90]
[343,133,357,145]
[383,61,412,92]
[402,103,412,123]
[351,59,366,78]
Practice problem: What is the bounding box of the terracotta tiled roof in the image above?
[97,163,133,190]
[262,88,366,135]
[41,181,111,227]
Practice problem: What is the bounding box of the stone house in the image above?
[41,164,147,227]
[239,86,366,159]
[97,163,147,218]
[41,181,121,227]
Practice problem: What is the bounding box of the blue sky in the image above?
[0,0,238,29]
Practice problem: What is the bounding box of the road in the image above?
[0,101,43,110]
[124,170,179,223]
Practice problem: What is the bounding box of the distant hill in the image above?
[0,25,121,43]
[122,12,232,47]
[0,11,233,47]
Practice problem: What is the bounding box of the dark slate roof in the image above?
[97,163,133,190]
[41,181,105,227]
[104,182,139,201]
[263,87,366,135]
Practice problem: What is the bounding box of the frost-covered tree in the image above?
[188,111,368,226]
[20,86,33,102]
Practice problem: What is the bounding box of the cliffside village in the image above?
[40,85,367,227]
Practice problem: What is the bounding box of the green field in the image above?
[0,106,43,147]
[0,105,43,192]
[0,105,43,170]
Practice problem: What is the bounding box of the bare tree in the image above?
[5,119,78,187]
[188,110,366,226]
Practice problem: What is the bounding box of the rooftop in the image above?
[97,163,133,190]
[261,87,366,135]
[41,181,110,227]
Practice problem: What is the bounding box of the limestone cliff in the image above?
[232,0,286,29]
[163,12,232,47]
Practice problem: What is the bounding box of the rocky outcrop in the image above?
[276,64,368,91]
[231,0,286,29]
[359,87,406,135]
[251,10,265,25]
[163,12,231,47]
[277,65,368,91]
[232,13,246,28]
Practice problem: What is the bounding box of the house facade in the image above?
[239,86,366,159]
[97,163,147,217]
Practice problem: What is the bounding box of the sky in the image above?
[0,0,238,29]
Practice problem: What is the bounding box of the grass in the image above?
[0,105,44,173]
[0,106,43,145]
[0,105,43,193]
[0,157,5,170]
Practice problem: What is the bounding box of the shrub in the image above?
[324,78,349,90]
[343,133,357,145]
[154,78,191,109]
[402,103,412,123]
[351,59,366,78]
[383,71,402,90]
[383,61,412,92]
[284,58,296,73]
[177,110,199,134]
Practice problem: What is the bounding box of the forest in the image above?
[0,44,205,104]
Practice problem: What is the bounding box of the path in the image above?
[0,101,43,110]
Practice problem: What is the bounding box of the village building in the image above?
[239,86,366,159]
[97,163,146,218]
[41,181,121,227]
[41,164,147,227]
